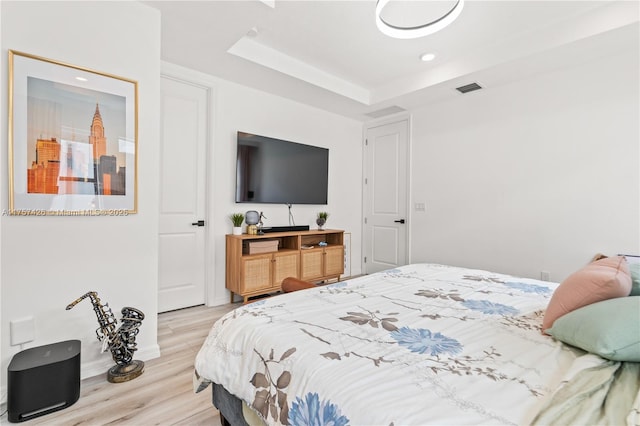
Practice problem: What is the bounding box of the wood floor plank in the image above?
[11,303,238,425]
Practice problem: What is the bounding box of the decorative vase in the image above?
[316,218,326,230]
[233,226,242,235]
[245,210,260,225]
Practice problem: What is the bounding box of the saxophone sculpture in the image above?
[66,291,145,383]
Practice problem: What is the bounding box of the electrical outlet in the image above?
[10,316,35,346]
[540,271,550,282]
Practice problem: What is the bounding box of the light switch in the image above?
[415,203,426,212]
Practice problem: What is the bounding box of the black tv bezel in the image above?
[234,131,329,205]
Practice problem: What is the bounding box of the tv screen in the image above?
[235,132,329,204]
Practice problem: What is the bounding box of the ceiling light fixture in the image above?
[375,0,464,39]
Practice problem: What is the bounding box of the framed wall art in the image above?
[8,50,137,216]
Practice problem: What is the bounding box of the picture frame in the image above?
[8,50,137,216]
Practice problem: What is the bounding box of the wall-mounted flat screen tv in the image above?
[235,131,329,204]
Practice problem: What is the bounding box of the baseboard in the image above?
[212,296,231,307]
[80,343,161,380]
[137,343,162,359]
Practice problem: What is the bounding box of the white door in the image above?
[158,76,208,312]
[363,119,409,274]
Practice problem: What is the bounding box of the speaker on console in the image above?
[7,340,81,423]
[261,225,310,233]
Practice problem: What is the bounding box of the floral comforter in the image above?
[195,263,582,425]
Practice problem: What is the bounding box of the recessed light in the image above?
[420,53,436,62]
[75,77,88,82]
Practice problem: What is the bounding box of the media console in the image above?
[226,229,344,303]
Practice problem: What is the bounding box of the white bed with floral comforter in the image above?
[195,263,585,425]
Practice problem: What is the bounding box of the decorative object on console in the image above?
[245,210,259,235]
[245,210,260,225]
[230,213,244,235]
[243,239,279,255]
[257,211,267,234]
[316,211,329,230]
[66,291,145,383]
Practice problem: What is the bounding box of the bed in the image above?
[194,263,640,425]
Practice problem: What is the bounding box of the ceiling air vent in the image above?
[455,82,483,94]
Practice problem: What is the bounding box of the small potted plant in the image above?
[316,212,329,230]
[230,213,244,235]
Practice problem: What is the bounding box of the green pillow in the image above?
[619,255,640,295]
[628,262,640,296]
[546,296,640,362]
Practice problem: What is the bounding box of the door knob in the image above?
[394,219,406,224]
[191,220,205,227]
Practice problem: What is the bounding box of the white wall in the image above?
[0,0,161,394]
[162,63,364,307]
[213,79,364,302]
[409,48,639,282]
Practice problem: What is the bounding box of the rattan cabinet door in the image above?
[240,254,273,293]
[324,245,344,277]
[273,252,300,286]
[300,249,324,281]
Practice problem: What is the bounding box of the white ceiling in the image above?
[146,0,639,121]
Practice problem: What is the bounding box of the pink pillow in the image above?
[543,256,632,333]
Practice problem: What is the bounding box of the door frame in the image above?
[362,113,412,274]
[160,61,219,306]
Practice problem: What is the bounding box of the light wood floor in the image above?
[14,303,237,425]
